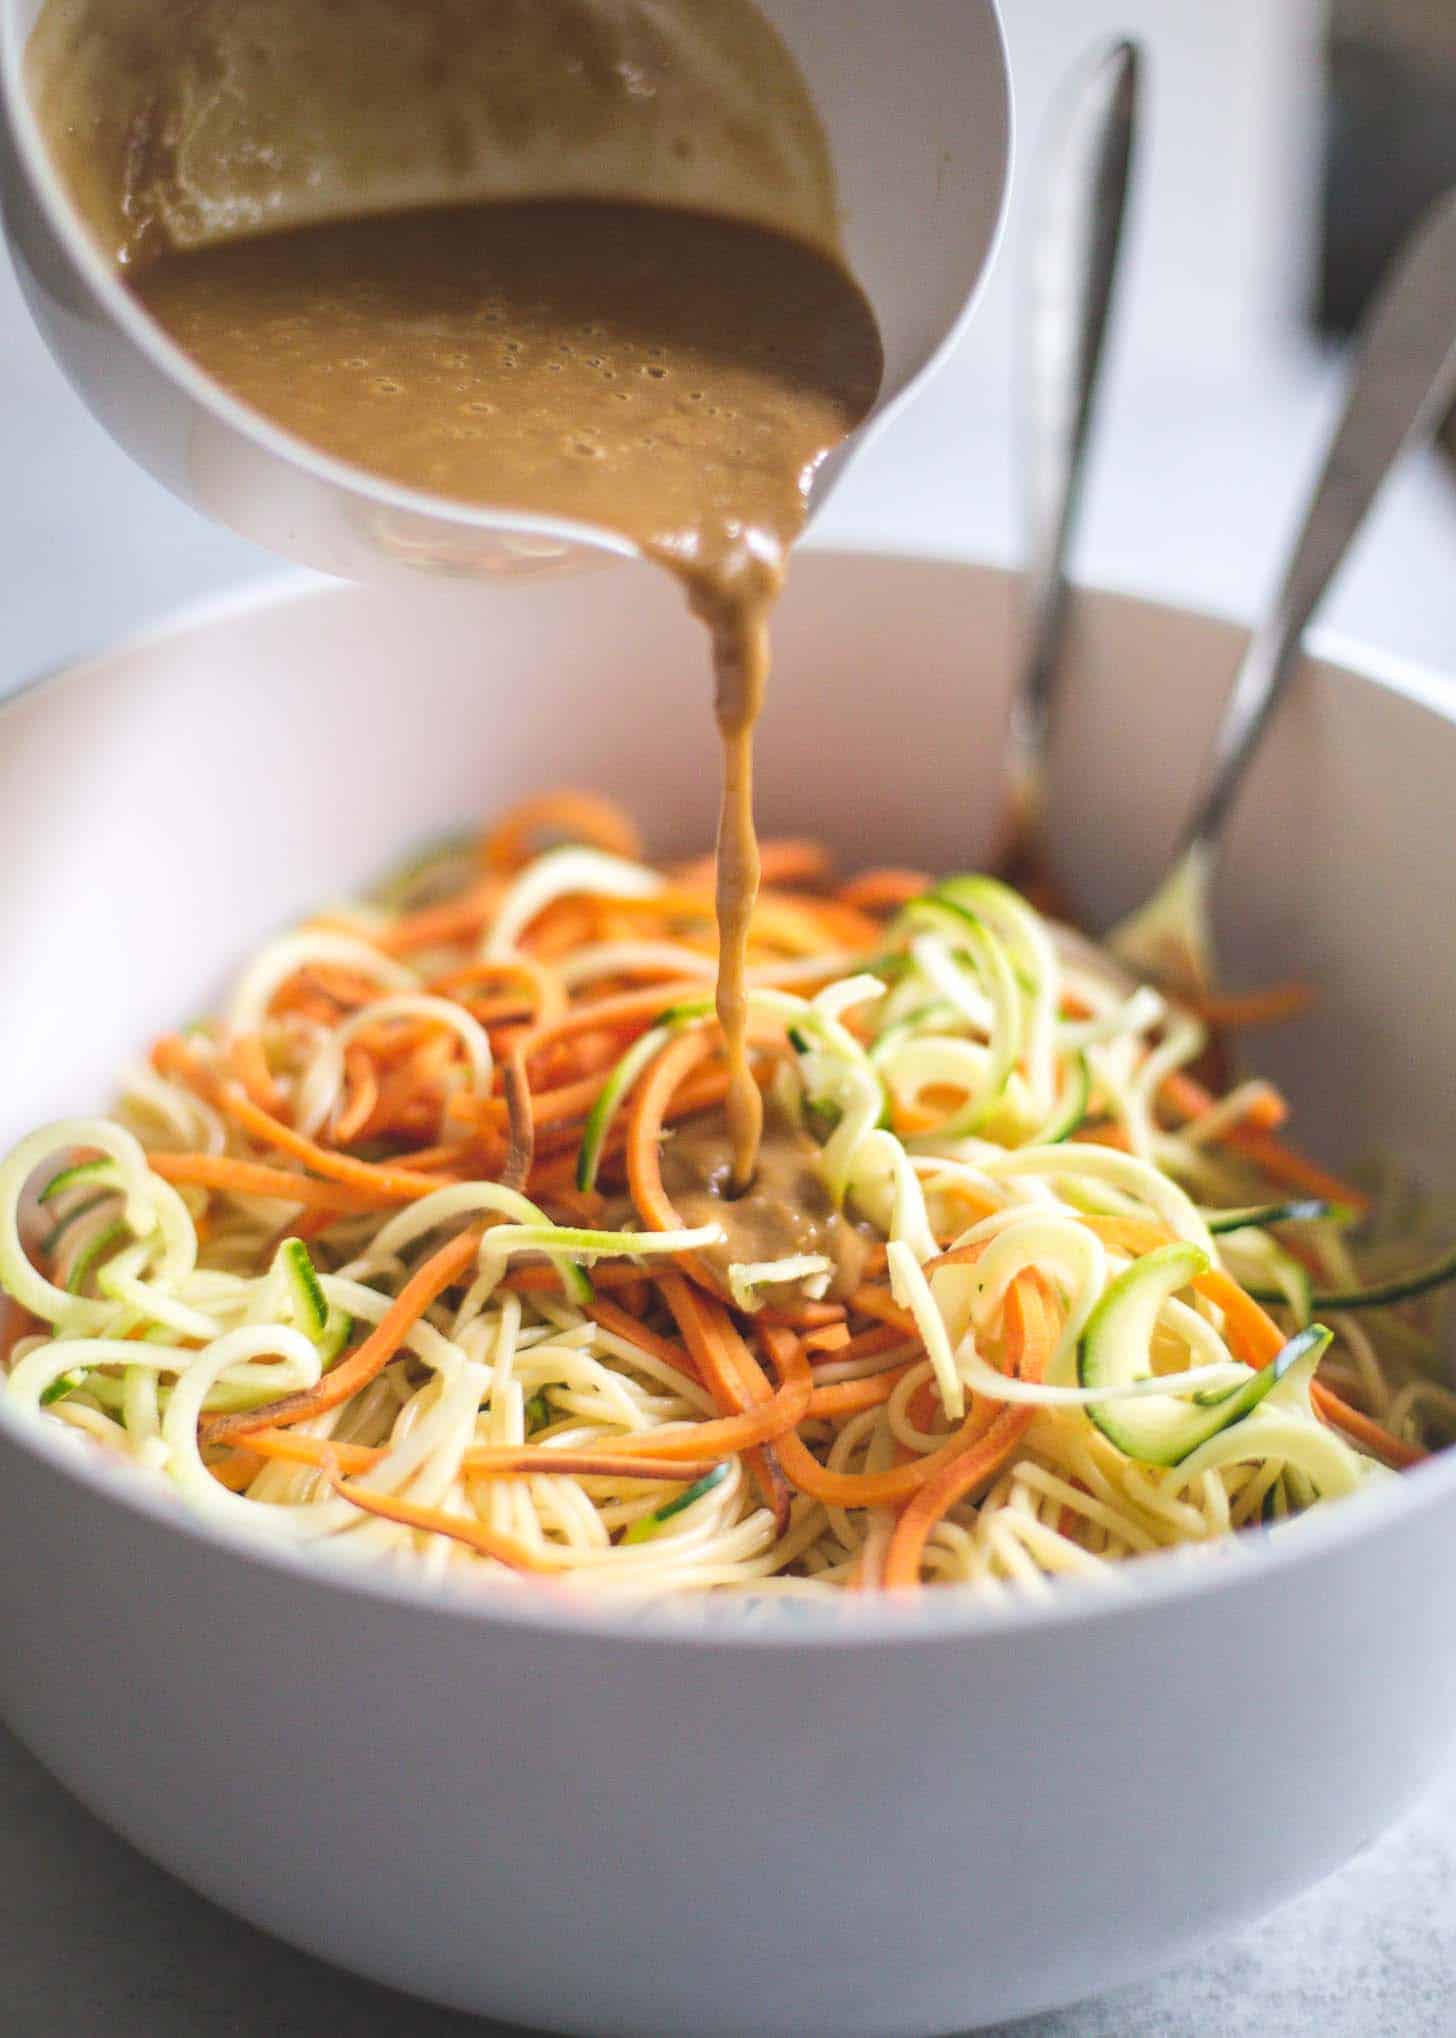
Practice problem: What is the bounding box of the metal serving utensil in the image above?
[1110,187,1456,995]
[999,37,1141,897]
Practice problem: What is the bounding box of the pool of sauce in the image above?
[661,1104,869,1305]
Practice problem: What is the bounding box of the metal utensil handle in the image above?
[1012,39,1141,794]
[1182,186,1456,858]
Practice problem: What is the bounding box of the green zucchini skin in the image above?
[1249,1244,1456,1312]
[1205,1199,1340,1235]
[621,1461,729,1544]
[1078,1242,1332,1465]
[1041,1051,1090,1144]
[39,1158,115,1204]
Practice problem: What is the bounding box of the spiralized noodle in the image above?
[1,791,1450,1598]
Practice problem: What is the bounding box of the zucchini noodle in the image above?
[2,790,1449,1598]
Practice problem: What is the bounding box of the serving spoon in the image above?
[999,37,1141,897]
[1109,186,1456,996]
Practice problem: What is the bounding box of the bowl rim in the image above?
[2,544,1453,1653]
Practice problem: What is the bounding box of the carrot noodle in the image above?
[1218,1129,1372,1216]
[657,1273,794,1527]
[333,1046,380,1145]
[209,1451,265,1493]
[1308,1384,1427,1470]
[3,793,1441,1598]
[372,877,504,957]
[836,867,934,913]
[1188,981,1316,1031]
[1161,1069,1288,1133]
[321,1454,558,1572]
[808,1363,919,1418]
[756,1295,855,1329]
[659,1272,769,1414]
[520,983,711,1062]
[146,1152,402,1211]
[222,1089,467,1202]
[228,1032,284,1115]
[427,957,567,1029]
[483,788,645,873]
[235,1428,722,1483]
[584,1296,697,1375]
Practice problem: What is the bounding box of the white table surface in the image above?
[5,12,1456,2026]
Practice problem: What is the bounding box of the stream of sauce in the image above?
[32,0,884,1233]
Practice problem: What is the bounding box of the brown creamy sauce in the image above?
[662,1106,869,1304]
[32,0,885,1265]
[28,0,845,273]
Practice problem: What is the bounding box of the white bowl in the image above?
[1,550,1453,2037]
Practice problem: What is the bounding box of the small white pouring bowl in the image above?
[0,0,1010,584]
[0,552,1454,2034]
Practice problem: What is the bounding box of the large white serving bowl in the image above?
[1,550,1454,2037]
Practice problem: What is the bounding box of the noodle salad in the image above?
[2,790,1452,1599]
